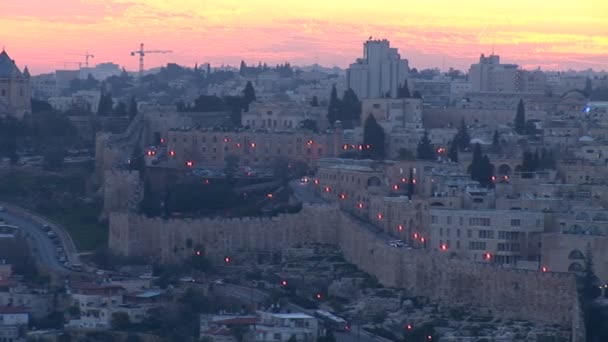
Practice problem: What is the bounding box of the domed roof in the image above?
[0,49,23,78]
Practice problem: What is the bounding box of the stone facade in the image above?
[109,205,579,329]
[102,170,142,217]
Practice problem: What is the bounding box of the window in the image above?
[469,217,490,226]
[373,103,381,109]
[467,229,472,238]
[447,228,450,237]
[447,216,452,224]
[273,333,281,340]
[468,241,486,250]
[478,230,494,239]
[457,229,460,238]
[431,216,438,224]
[439,227,443,236]
[510,219,521,227]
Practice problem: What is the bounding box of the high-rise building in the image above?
[468,54,546,94]
[346,39,409,99]
[0,49,31,119]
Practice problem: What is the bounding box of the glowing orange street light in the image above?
[280,280,288,287]
[315,293,322,299]
[250,142,256,148]
[397,225,404,231]
[267,193,273,198]
[420,237,426,243]
[339,194,346,200]
[324,186,331,193]
[440,244,448,251]
[342,144,349,150]
[356,202,364,209]
[413,233,419,239]
[236,143,241,148]
[406,324,413,331]
[186,160,194,168]
[160,138,165,144]
[412,179,417,184]
[401,178,407,183]
[224,256,231,263]
[541,266,549,273]
[195,250,202,256]
[393,184,399,190]
[224,138,229,142]
[483,252,492,260]
[314,179,320,185]
[377,213,383,220]
[169,150,176,157]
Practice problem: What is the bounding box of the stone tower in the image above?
[0,49,32,119]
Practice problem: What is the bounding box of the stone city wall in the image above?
[109,205,579,329]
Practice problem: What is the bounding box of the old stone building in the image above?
[0,49,31,119]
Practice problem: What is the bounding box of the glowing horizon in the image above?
[1,0,607,75]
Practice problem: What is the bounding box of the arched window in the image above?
[593,213,608,221]
[568,250,585,260]
[568,262,584,272]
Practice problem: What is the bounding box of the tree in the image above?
[300,119,318,132]
[340,88,362,124]
[224,155,239,180]
[416,131,436,160]
[128,96,138,121]
[470,143,494,187]
[129,145,145,173]
[396,148,415,161]
[310,96,319,107]
[514,99,526,135]
[579,248,608,341]
[111,312,131,330]
[287,335,297,342]
[407,168,415,200]
[412,91,422,99]
[362,114,385,160]
[97,86,114,116]
[327,85,341,126]
[113,101,128,117]
[397,81,411,98]
[454,118,471,151]
[491,130,501,154]
[242,81,256,110]
[447,139,458,162]
[42,147,65,171]
[584,77,593,98]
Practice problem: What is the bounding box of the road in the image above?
[215,283,387,342]
[289,179,328,205]
[0,204,79,274]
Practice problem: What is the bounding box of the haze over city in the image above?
[1,0,607,74]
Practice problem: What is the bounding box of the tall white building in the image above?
[346,39,409,99]
[468,54,546,94]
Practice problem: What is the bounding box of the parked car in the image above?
[47,231,56,238]
[41,224,51,231]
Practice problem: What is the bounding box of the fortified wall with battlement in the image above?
[109,205,581,331]
[102,170,142,218]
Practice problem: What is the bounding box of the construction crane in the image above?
[130,43,172,79]
[68,52,94,68]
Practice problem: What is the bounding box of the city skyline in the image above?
[1,0,607,75]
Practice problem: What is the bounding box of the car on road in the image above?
[58,256,66,262]
[41,224,51,231]
[179,276,195,283]
[213,279,226,286]
[387,240,405,247]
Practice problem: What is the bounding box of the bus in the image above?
[314,310,350,332]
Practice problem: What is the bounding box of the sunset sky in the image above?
[1,0,607,75]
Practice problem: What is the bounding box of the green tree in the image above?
[114,101,128,117]
[224,155,239,180]
[416,131,436,160]
[340,88,361,124]
[397,81,411,98]
[454,118,471,151]
[396,148,415,161]
[300,119,318,132]
[362,114,386,160]
[97,87,114,116]
[128,96,138,121]
[243,81,256,110]
[491,130,501,154]
[111,312,132,330]
[578,248,608,341]
[447,139,458,162]
[584,77,593,98]
[42,147,65,171]
[407,168,415,199]
[327,85,341,126]
[129,145,146,173]
[310,96,319,107]
[470,143,494,187]
[514,99,526,135]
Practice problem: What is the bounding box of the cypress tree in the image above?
[397,81,411,98]
[470,143,483,182]
[362,114,385,160]
[243,81,256,109]
[327,85,341,126]
[407,168,415,200]
[514,99,526,135]
[455,118,471,151]
[447,139,459,162]
[416,131,436,160]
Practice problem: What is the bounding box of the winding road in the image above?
[0,203,80,274]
